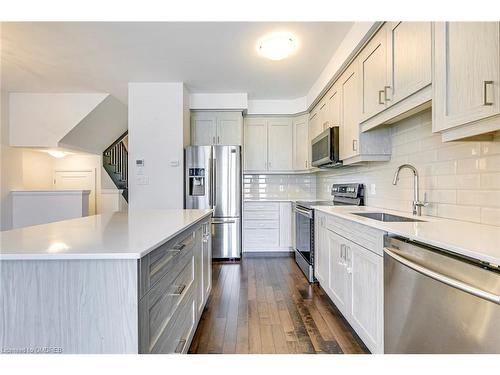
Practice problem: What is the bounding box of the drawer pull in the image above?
[172,284,186,296]
[484,80,494,106]
[175,339,187,354]
[169,233,195,252]
[170,243,186,252]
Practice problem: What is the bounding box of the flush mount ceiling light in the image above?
[47,150,67,158]
[257,32,297,61]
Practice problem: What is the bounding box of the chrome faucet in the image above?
[392,164,428,216]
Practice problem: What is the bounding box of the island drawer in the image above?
[139,224,200,297]
[143,286,196,354]
[139,248,195,353]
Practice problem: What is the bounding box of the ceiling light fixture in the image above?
[257,32,297,61]
[47,150,67,158]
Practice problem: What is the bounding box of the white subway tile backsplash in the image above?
[437,204,481,222]
[316,109,500,225]
[243,173,316,200]
[481,207,500,226]
[480,173,500,190]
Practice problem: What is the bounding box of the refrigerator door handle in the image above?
[212,156,217,207]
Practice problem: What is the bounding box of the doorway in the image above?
[53,169,96,215]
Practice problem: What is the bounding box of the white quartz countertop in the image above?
[0,209,213,260]
[313,205,500,266]
[244,198,312,202]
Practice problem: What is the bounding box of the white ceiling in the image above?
[1,22,353,104]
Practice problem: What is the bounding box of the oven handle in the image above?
[384,247,500,305]
[295,206,313,219]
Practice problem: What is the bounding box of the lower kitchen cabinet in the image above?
[139,218,211,354]
[243,201,293,252]
[314,211,384,354]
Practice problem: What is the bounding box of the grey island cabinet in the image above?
[0,209,213,354]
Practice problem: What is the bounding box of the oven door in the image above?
[295,205,313,263]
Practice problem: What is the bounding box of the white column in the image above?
[128,83,190,209]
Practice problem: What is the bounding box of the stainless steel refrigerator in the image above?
[185,145,241,259]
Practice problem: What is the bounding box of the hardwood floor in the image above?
[189,256,369,354]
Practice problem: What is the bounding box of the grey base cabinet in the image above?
[139,218,212,354]
[0,217,212,354]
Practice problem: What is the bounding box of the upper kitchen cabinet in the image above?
[359,25,388,122]
[309,102,324,141]
[339,58,391,164]
[292,114,310,170]
[326,83,341,130]
[191,111,243,145]
[244,118,268,171]
[433,22,500,141]
[268,119,293,171]
[243,117,294,172]
[360,22,432,132]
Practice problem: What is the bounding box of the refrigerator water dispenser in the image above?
[188,168,206,196]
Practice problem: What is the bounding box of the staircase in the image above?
[103,131,129,202]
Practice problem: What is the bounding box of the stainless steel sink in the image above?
[351,212,425,222]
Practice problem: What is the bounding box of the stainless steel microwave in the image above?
[311,126,341,168]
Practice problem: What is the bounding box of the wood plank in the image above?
[189,256,368,354]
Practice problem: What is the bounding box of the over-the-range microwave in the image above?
[311,126,341,168]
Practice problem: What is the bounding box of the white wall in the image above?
[128,82,189,210]
[189,93,247,110]
[9,93,107,148]
[22,150,54,189]
[0,92,24,231]
[59,95,128,154]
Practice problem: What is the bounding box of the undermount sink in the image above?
[351,212,425,222]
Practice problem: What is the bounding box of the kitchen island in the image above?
[0,209,213,354]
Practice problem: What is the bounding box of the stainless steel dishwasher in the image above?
[384,236,500,354]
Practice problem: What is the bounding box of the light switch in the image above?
[370,183,376,195]
[170,160,180,167]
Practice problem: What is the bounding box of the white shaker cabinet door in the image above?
[292,115,309,170]
[216,112,243,145]
[359,26,388,122]
[434,22,500,132]
[327,230,349,317]
[314,215,329,285]
[244,118,268,171]
[339,62,361,161]
[346,240,383,354]
[386,21,432,105]
[267,118,293,171]
[191,112,217,145]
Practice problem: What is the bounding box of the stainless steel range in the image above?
[294,183,364,282]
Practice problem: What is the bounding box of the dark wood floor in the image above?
[189,256,369,354]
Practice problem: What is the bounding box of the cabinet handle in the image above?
[378,89,385,105]
[352,139,358,151]
[172,284,186,296]
[217,136,220,144]
[169,243,186,252]
[212,136,216,144]
[384,86,391,102]
[484,80,494,106]
[175,339,187,354]
[340,244,345,261]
